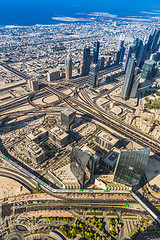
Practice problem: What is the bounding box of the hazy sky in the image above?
[1,0,160,11]
[1,0,160,25]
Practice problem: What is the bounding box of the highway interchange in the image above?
[0,62,160,240]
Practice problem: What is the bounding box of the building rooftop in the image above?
[97,130,119,146]
[145,59,156,66]
[61,108,76,116]
[49,126,68,140]
[81,145,101,163]
[27,142,44,156]
[27,127,47,141]
[103,150,119,167]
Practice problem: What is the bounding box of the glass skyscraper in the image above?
[80,46,91,76]
[121,57,135,100]
[114,149,150,187]
[93,41,100,64]
[88,63,98,88]
[141,59,156,80]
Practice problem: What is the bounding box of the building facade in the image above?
[141,59,156,80]
[93,41,100,64]
[88,63,98,88]
[24,141,45,166]
[48,126,69,147]
[47,71,60,81]
[28,80,39,91]
[61,108,76,129]
[70,147,95,188]
[114,149,150,187]
[121,57,135,100]
[80,46,91,76]
[65,54,72,80]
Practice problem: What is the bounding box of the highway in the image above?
[0,64,120,115]
[0,151,130,195]
[0,61,30,80]
[44,85,160,155]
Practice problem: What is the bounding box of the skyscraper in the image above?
[114,149,150,187]
[141,59,157,80]
[122,45,133,71]
[150,28,160,53]
[93,41,100,64]
[121,57,135,100]
[117,34,125,64]
[65,54,72,80]
[130,67,140,98]
[80,46,91,76]
[88,63,98,88]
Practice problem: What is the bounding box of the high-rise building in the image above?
[146,27,156,53]
[141,59,156,80]
[117,35,125,64]
[93,41,100,64]
[106,56,111,66]
[65,54,72,80]
[80,46,91,76]
[130,67,140,98]
[114,149,150,187]
[28,80,39,91]
[121,57,135,100]
[122,45,133,71]
[88,63,98,88]
[61,108,76,129]
[70,147,95,188]
[150,28,160,53]
[100,57,105,70]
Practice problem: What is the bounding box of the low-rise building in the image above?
[49,126,69,147]
[101,150,119,172]
[24,141,45,166]
[152,125,160,140]
[95,130,119,150]
[26,127,48,143]
[28,79,39,91]
[47,70,60,81]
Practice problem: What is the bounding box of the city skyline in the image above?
[0,2,160,239]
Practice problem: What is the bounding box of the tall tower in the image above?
[80,46,91,76]
[65,54,72,80]
[117,34,125,63]
[122,45,134,71]
[88,63,98,88]
[121,57,135,100]
[93,41,100,64]
[150,28,160,53]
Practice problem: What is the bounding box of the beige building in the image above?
[28,79,39,91]
[47,70,60,82]
[26,127,48,143]
[24,141,45,166]
[95,130,119,150]
[49,126,69,147]
[65,54,72,80]
[152,126,160,140]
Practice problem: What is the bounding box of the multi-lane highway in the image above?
[44,85,160,155]
[0,151,130,195]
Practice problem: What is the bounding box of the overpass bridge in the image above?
[0,167,37,191]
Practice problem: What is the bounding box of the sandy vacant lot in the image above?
[0,176,29,199]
